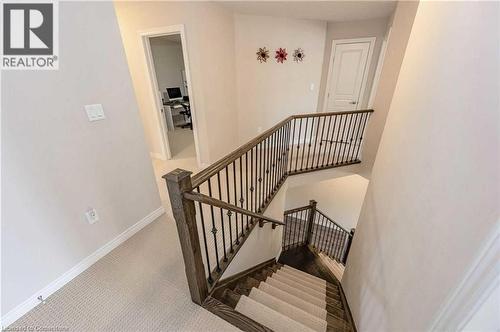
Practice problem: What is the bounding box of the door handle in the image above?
[350,101,357,105]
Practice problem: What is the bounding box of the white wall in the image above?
[317,18,390,111]
[358,1,419,178]
[285,175,369,230]
[114,1,239,164]
[1,1,161,321]
[150,38,186,96]
[234,14,326,143]
[342,1,500,330]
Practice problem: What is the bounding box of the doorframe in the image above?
[322,37,376,113]
[368,28,391,108]
[139,24,202,165]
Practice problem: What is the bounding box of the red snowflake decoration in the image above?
[275,48,287,63]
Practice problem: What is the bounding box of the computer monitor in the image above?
[166,87,183,101]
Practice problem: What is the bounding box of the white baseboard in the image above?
[1,206,165,328]
[429,225,499,330]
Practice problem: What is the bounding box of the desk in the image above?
[163,100,191,131]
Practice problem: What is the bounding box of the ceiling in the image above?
[220,1,397,22]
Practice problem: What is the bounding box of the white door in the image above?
[325,42,371,112]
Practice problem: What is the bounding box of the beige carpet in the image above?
[9,214,238,332]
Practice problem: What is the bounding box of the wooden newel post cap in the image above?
[309,200,317,207]
[350,228,355,235]
[163,168,193,182]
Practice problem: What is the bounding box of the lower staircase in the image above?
[212,248,355,332]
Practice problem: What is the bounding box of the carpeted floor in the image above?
[10,213,238,332]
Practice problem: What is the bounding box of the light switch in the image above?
[310,83,315,91]
[85,104,106,122]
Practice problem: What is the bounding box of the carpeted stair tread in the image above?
[271,273,326,298]
[265,276,326,308]
[275,269,326,293]
[276,269,341,300]
[282,265,329,286]
[258,282,328,320]
[248,288,327,332]
[235,295,316,332]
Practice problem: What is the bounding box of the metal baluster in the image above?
[275,128,282,188]
[269,133,275,196]
[332,115,344,165]
[232,161,239,244]
[263,138,268,203]
[311,117,325,168]
[306,117,315,169]
[288,211,294,248]
[216,172,227,261]
[259,141,263,211]
[326,219,337,256]
[251,147,256,214]
[195,187,212,283]
[295,118,303,171]
[353,113,369,160]
[284,121,292,177]
[314,213,322,248]
[245,151,249,230]
[239,157,244,235]
[325,115,338,166]
[207,178,221,271]
[275,127,282,185]
[339,232,348,261]
[300,118,309,171]
[313,116,325,168]
[316,116,332,168]
[332,225,341,260]
[250,148,254,216]
[346,113,360,162]
[289,119,296,173]
[293,210,301,247]
[224,166,233,253]
[341,114,354,164]
[321,215,330,251]
[322,115,334,167]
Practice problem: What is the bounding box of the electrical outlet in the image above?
[85,208,99,224]
[84,104,106,122]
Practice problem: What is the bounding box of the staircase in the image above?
[214,255,353,331]
[165,110,372,331]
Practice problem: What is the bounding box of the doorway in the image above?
[323,37,375,112]
[141,25,201,163]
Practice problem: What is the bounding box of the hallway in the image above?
[11,214,236,331]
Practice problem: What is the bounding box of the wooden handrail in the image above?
[316,208,351,234]
[184,192,285,226]
[191,109,373,188]
[283,205,311,215]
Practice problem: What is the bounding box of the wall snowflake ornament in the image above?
[256,47,270,63]
[275,48,288,63]
[293,48,305,62]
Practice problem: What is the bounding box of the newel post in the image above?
[305,200,317,245]
[164,169,208,305]
[342,228,356,265]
